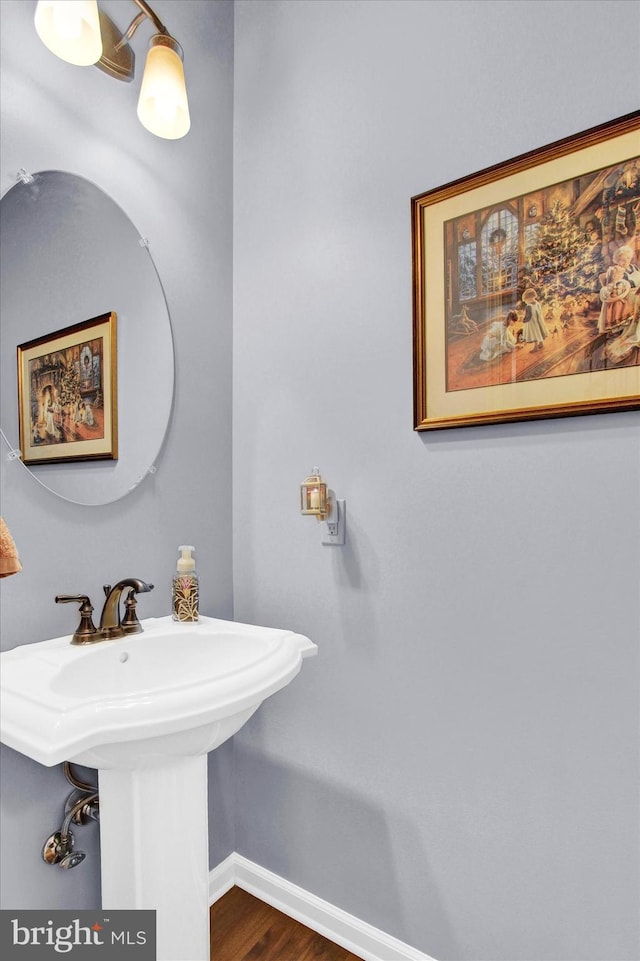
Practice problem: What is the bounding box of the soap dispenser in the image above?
[172,545,199,622]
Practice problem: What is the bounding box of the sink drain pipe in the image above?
[42,762,99,869]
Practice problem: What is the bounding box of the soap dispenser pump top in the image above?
[172,545,199,622]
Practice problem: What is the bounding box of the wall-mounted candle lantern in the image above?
[300,468,329,519]
[300,468,346,546]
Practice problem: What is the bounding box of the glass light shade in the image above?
[137,35,190,140]
[301,470,329,518]
[34,0,102,66]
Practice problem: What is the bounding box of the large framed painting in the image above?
[17,312,118,464]
[412,112,640,430]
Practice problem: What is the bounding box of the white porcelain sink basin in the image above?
[0,614,317,769]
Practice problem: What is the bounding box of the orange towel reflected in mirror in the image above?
[0,516,22,577]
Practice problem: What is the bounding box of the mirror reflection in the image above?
[0,170,174,505]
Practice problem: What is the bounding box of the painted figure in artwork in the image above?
[42,386,60,441]
[612,244,640,306]
[521,288,549,352]
[479,310,520,362]
[597,265,632,334]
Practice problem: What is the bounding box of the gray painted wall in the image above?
[0,0,235,909]
[232,2,640,961]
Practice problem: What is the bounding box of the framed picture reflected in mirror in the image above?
[17,311,118,464]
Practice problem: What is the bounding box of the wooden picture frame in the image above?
[17,312,118,464]
[412,112,640,430]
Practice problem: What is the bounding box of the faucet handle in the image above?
[55,595,97,645]
[121,589,143,635]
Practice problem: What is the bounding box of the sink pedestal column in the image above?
[98,755,210,961]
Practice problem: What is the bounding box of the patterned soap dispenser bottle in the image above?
[172,545,199,622]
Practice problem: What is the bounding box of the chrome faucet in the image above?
[56,578,154,644]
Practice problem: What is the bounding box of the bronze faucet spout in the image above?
[99,578,154,638]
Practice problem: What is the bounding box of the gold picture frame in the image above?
[17,312,118,464]
[412,111,640,430]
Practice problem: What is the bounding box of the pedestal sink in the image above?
[0,615,317,961]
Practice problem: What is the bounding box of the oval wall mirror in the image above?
[0,170,174,506]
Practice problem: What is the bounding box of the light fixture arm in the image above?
[132,0,168,35]
[114,0,169,52]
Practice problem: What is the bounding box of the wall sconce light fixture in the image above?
[300,468,346,546]
[34,0,190,140]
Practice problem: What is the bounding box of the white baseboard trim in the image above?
[209,852,436,961]
[208,852,237,902]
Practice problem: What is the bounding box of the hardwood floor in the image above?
[210,886,364,961]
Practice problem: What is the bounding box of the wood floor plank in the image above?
[296,930,356,961]
[210,888,280,960]
[210,886,365,961]
[241,919,300,961]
